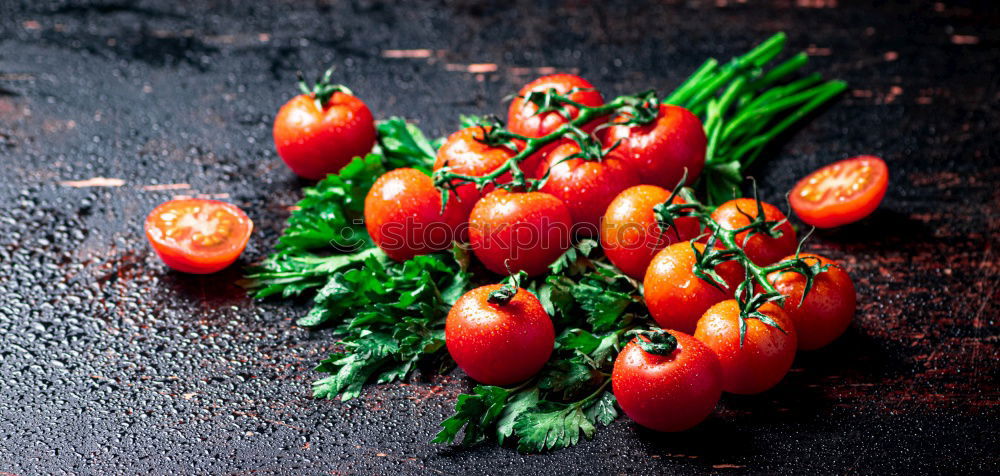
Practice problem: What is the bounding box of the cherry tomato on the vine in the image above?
[468,189,573,276]
[145,199,253,274]
[603,104,707,188]
[273,82,376,180]
[434,126,532,207]
[536,140,640,235]
[766,253,856,350]
[790,155,889,228]
[600,185,702,280]
[643,241,744,334]
[364,168,468,262]
[507,74,605,140]
[612,330,722,432]
[445,284,555,386]
[710,198,797,267]
[694,299,798,395]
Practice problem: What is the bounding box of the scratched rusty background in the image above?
[0,0,997,474]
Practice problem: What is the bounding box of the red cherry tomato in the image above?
[445,284,555,385]
[468,189,573,276]
[600,185,702,280]
[434,126,535,207]
[273,90,376,180]
[536,140,640,235]
[711,198,797,267]
[145,199,253,274]
[643,241,743,334]
[603,104,706,188]
[790,155,889,228]
[694,299,797,395]
[767,253,856,350]
[364,168,468,262]
[507,74,605,139]
[612,330,722,432]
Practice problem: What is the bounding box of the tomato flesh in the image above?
[790,155,888,228]
[145,199,253,274]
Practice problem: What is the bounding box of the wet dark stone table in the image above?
[1,1,997,474]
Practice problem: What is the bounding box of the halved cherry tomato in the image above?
[789,155,889,228]
[145,199,253,274]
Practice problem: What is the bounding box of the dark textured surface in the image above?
[1,0,998,474]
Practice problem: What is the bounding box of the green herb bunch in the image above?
[243,32,844,453]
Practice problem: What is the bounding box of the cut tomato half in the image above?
[145,199,253,274]
[790,156,888,228]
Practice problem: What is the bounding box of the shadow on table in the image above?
[811,208,935,248]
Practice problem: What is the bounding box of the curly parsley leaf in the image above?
[375,117,438,172]
[512,401,595,452]
[496,388,540,444]
[312,248,469,399]
[537,358,595,399]
[583,390,618,427]
[570,268,641,333]
[432,385,511,446]
[242,247,381,300]
[538,275,575,320]
[276,153,384,254]
[548,238,599,276]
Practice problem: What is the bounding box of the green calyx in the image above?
[487,284,518,305]
[487,268,527,305]
[628,328,679,356]
[297,67,354,110]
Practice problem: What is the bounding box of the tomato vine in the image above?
[655,183,830,344]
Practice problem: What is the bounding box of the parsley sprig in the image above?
[245,32,845,454]
[433,239,643,452]
[242,117,468,396]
